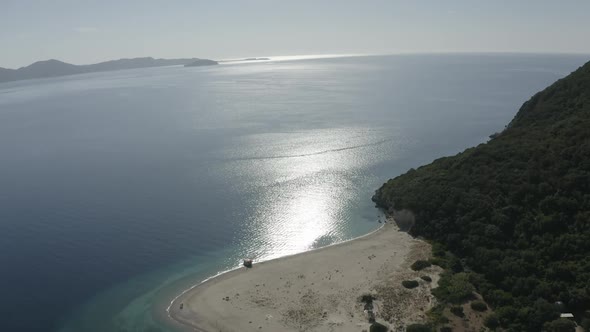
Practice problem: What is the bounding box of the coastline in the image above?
[167,221,441,332]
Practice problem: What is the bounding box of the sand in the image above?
[168,222,441,332]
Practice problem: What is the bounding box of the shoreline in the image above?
[165,223,386,315]
[166,221,440,331]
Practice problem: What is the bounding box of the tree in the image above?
[484,314,500,330]
[433,272,474,304]
[543,318,576,332]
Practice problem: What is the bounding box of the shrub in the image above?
[411,260,432,271]
[470,300,488,312]
[439,327,452,332]
[406,323,432,332]
[420,275,432,282]
[484,314,500,330]
[369,322,388,332]
[450,306,464,317]
[402,280,420,289]
[359,293,376,304]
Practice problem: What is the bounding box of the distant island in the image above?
[217,57,271,63]
[183,59,219,67]
[0,57,218,83]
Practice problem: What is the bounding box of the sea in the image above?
[0,53,587,332]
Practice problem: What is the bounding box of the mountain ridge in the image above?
[0,57,218,83]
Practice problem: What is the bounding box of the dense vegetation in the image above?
[374,60,590,331]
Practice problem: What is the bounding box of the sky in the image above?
[1,0,590,68]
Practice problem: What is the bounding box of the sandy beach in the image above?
[168,222,441,332]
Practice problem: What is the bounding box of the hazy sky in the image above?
[1,0,589,68]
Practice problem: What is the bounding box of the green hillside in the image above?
[373,60,590,331]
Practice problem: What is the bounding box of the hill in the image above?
[373,60,590,331]
[184,59,219,67]
[0,57,218,83]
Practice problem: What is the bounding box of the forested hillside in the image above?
[373,60,590,331]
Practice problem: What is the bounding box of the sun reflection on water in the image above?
[255,179,341,260]
[219,127,396,262]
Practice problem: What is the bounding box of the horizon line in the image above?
[3,51,590,70]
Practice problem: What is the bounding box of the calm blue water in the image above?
[0,54,587,332]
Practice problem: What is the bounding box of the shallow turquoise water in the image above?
[0,54,587,331]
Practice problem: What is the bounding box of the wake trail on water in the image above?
[227,137,395,161]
